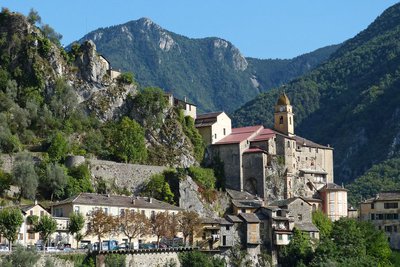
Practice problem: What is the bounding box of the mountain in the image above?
[232,3,400,187]
[0,9,198,168]
[71,18,338,113]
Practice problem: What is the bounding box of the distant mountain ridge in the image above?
[71,18,338,113]
[232,3,400,186]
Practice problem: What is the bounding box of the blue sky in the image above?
[1,0,399,59]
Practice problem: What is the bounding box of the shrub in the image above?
[116,72,135,85]
[187,166,216,189]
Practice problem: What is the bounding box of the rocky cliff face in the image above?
[179,176,230,218]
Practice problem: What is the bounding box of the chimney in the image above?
[34,199,38,205]
[149,198,152,203]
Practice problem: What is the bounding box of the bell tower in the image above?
[274,93,294,136]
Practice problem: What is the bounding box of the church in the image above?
[195,93,348,221]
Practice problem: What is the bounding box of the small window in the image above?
[371,203,374,209]
[316,148,319,153]
[384,203,398,209]
[214,133,217,140]
[371,214,375,220]
[287,141,290,148]
[28,232,35,239]
[309,147,312,152]
[30,211,33,216]
[40,211,44,217]
[279,116,283,124]
[226,226,230,231]
[395,226,398,233]
[104,208,108,215]
[385,226,393,233]
[19,233,23,240]
[74,206,80,214]
[278,234,283,240]
[241,209,246,213]
[298,214,303,221]
[151,211,155,219]
[223,128,226,135]
[141,210,145,215]
[289,117,292,125]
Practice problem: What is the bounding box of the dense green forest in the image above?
[232,3,400,199]
[73,18,338,113]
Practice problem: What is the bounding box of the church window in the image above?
[289,117,292,125]
[223,128,226,135]
[214,133,217,140]
[306,157,308,161]
[279,116,283,124]
[287,141,290,148]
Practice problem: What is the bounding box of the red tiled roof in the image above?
[251,128,276,142]
[215,126,263,145]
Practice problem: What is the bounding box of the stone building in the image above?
[166,93,197,119]
[50,193,182,248]
[195,112,232,146]
[359,191,400,249]
[196,93,347,220]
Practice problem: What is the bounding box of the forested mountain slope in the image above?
[232,3,400,188]
[73,18,338,113]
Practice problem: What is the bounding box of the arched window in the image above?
[279,116,283,124]
[287,141,290,148]
[289,117,292,125]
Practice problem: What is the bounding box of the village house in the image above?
[359,191,400,249]
[50,193,182,248]
[195,111,232,146]
[166,93,197,119]
[0,202,51,248]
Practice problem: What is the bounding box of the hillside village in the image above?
[0,92,350,266]
[0,5,399,267]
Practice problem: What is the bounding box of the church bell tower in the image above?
[274,93,294,136]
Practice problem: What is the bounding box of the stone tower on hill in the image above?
[195,93,348,221]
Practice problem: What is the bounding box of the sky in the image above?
[1,0,399,59]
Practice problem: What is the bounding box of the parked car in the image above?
[45,247,58,253]
[0,245,9,252]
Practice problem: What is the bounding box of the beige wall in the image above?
[322,190,348,221]
[51,203,180,246]
[360,199,400,249]
[183,104,196,119]
[211,113,232,144]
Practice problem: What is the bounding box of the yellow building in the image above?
[360,191,400,249]
[50,193,182,248]
[0,203,51,248]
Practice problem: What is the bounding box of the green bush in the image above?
[105,254,126,267]
[179,251,225,267]
[142,173,174,204]
[188,166,216,189]
[116,72,135,85]
[0,245,40,267]
[177,110,205,162]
